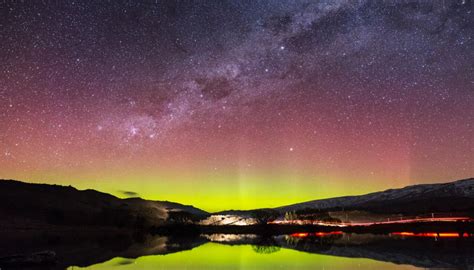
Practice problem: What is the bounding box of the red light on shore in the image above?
[392,232,415,236]
[290,231,344,238]
[437,233,461,238]
[314,231,344,237]
[291,233,309,238]
[391,232,468,238]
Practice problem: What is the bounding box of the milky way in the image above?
[1,1,473,211]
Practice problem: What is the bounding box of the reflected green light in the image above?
[70,242,418,270]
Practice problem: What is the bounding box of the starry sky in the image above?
[1,0,473,211]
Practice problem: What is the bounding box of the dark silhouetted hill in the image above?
[0,179,208,230]
[276,178,474,214]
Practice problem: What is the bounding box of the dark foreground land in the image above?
[2,178,474,268]
[2,220,474,269]
[2,227,474,269]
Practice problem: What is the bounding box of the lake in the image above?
[65,233,474,269]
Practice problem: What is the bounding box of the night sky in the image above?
[1,1,473,211]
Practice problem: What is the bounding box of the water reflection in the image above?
[73,232,474,269]
[71,241,417,270]
[2,231,474,269]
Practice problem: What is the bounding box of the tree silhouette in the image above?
[252,209,279,224]
[167,210,194,224]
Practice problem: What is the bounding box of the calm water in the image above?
[70,242,417,270]
[64,233,474,270]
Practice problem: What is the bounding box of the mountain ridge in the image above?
[0,179,208,230]
[1,177,474,229]
[275,177,474,214]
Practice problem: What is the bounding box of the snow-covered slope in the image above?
[276,178,474,214]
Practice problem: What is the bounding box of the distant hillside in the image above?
[276,178,474,214]
[0,180,208,230]
[2,178,474,230]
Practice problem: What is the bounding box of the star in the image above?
[0,0,472,211]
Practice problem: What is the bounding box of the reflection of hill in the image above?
[0,230,207,269]
[319,240,474,269]
[3,231,474,269]
[203,233,474,269]
[274,234,474,269]
[276,234,343,253]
